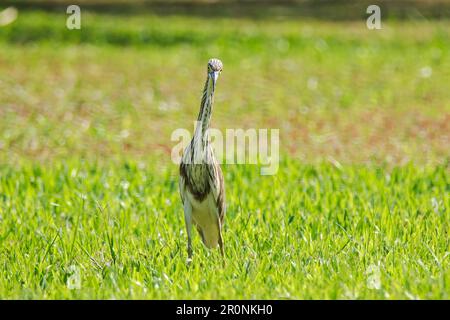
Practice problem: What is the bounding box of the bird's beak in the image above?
[209,71,219,90]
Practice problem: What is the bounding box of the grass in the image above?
[1,11,449,165]
[0,9,449,299]
[0,161,448,299]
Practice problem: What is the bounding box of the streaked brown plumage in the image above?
[179,58,225,262]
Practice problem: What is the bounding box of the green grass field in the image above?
[0,162,449,299]
[0,8,449,299]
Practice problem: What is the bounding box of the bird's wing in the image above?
[208,161,225,224]
[179,163,187,205]
[216,163,226,224]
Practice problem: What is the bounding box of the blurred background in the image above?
[0,0,449,167]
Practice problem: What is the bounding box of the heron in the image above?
[179,58,225,262]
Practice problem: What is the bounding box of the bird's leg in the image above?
[183,201,193,262]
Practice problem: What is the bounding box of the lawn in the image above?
[0,8,449,299]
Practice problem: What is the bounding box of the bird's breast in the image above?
[188,192,220,248]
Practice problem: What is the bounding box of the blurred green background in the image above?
[0,0,449,167]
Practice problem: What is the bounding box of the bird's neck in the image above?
[193,75,214,149]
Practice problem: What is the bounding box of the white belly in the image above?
[187,191,219,249]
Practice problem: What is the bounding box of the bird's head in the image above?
[207,58,223,88]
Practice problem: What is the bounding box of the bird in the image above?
[179,58,226,262]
